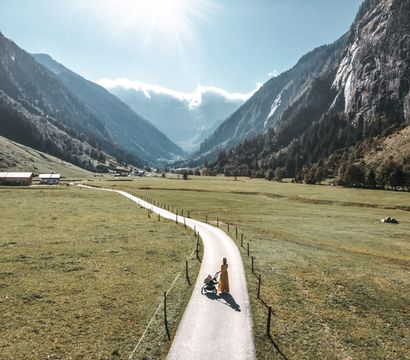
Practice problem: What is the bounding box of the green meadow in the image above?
[93,176,410,360]
[0,187,199,359]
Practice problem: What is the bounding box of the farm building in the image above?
[0,172,33,186]
[39,173,61,185]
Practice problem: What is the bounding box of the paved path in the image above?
[78,184,255,359]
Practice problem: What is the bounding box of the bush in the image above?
[344,163,365,187]
[274,167,286,182]
[265,169,274,181]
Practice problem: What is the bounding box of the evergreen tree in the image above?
[366,168,377,188]
[344,163,365,187]
[274,167,286,182]
[265,169,274,181]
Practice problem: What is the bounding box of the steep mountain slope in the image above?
[0,135,91,178]
[0,31,142,170]
[102,83,246,152]
[197,36,347,160]
[331,0,410,127]
[32,54,186,163]
[207,0,410,187]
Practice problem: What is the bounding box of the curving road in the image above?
[78,184,255,359]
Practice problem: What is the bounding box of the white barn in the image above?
[39,173,61,185]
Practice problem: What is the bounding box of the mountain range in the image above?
[33,54,185,164]
[200,0,410,187]
[0,32,185,172]
[195,38,347,161]
[99,80,250,152]
[1,0,409,185]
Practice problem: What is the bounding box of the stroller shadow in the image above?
[205,292,241,312]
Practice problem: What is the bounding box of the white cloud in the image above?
[98,78,261,108]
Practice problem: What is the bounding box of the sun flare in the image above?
[96,0,215,49]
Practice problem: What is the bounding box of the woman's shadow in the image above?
[205,292,241,312]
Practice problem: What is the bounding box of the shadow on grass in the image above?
[204,292,241,312]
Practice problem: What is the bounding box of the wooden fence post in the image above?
[188,210,190,218]
[181,209,184,217]
[196,239,200,261]
[158,213,160,222]
[176,213,178,224]
[164,292,170,340]
[217,217,219,227]
[235,227,238,239]
[267,306,272,337]
[247,242,250,256]
[251,256,254,273]
[184,217,187,229]
[185,260,191,285]
[206,214,208,223]
[241,234,244,248]
[257,274,261,299]
[227,223,230,232]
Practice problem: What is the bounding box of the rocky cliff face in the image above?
[332,0,410,127]
[206,0,410,183]
[197,0,410,167]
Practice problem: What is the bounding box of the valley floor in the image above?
[93,176,410,359]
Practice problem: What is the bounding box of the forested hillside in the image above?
[205,0,410,189]
[0,32,141,170]
[33,54,186,164]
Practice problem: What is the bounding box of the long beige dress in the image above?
[218,263,230,293]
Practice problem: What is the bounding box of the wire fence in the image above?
[129,192,288,359]
[84,186,284,359]
[123,193,202,360]
[128,246,200,359]
[77,185,204,358]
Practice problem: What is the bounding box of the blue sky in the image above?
[1,0,363,94]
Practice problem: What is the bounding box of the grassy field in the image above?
[0,186,199,359]
[90,176,410,360]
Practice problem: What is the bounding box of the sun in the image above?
[96,0,215,49]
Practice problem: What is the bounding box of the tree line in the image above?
[201,112,410,191]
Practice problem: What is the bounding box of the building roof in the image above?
[39,174,61,179]
[0,172,33,178]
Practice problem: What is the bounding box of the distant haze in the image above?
[99,79,259,152]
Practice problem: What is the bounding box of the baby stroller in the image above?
[201,272,220,294]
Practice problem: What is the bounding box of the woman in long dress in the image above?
[218,257,230,294]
